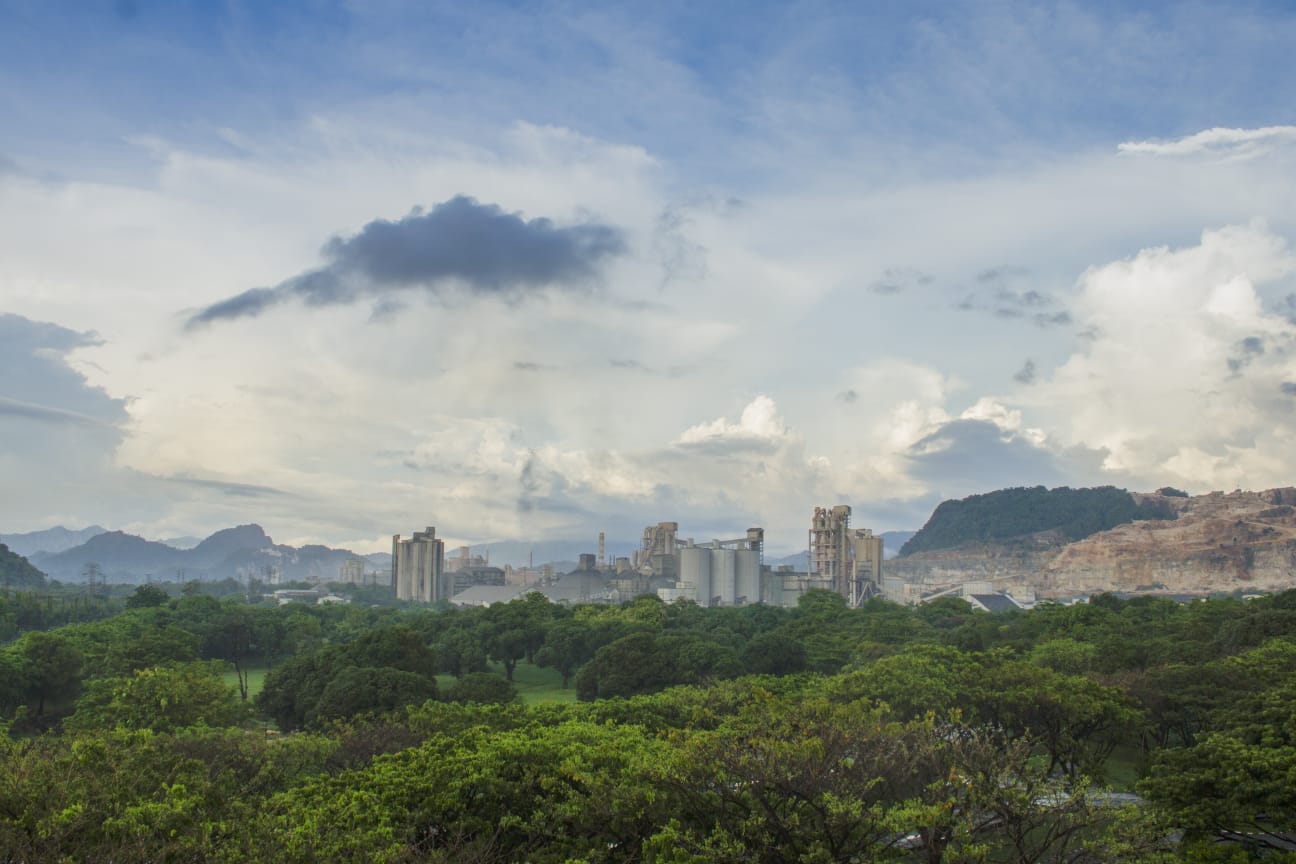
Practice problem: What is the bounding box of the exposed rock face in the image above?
[884,488,1296,597]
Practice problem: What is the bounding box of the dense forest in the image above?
[3,580,1296,861]
[899,486,1175,556]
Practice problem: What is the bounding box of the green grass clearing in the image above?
[502,661,576,705]
[1102,743,1145,792]
[437,662,576,705]
[221,665,270,701]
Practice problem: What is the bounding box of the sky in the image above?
[3,0,1296,556]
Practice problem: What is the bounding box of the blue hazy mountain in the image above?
[0,525,107,558]
[28,524,382,585]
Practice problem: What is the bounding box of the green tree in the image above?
[67,660,250,733]
[739,630,807,676]
[534,617,590,688]
[15,630,83,718]
[443,672,518,705]
[652,695,910,863]
[124,583,169,609]
[314,666,437,722]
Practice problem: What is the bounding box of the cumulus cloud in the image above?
[187,196,627,327]
[674,395,789,452]
[1043,222,1296,488]
[1118,126,1296,160]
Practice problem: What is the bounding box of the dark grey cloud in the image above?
[957,276,1071,328]
[517,451,590,517]
[0,314,127,426]
[188,196,627,328]
[158,475,291,498]
[1282,382,1296,396]
[0,315,137,532]
[838,389,859,403]
[1032,310,1072,327]
[976,265,1030,284]
[1228,336,1267,374]
[1284,294,1296,325]
[869,267,934,295]
[513,361,547,372]
[907,419,1067,492]
[653,203,708,288]
[607,359,695,379]
[1013,359,1037,385]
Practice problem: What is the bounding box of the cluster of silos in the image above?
[677,541,762,606]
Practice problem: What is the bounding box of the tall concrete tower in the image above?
[809,506,883,607]
[392,526,448,603]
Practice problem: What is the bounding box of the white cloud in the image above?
[675,395,788,446]
[1043,222,1296,488]
[1118,125,1296,160]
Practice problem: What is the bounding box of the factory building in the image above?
[446,545,489,573]
[808,505,884,606]
[635,521,679,580]
[338,557,365,584]
[392,526,448,603]
[658,528,765,606]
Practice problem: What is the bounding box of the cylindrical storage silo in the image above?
[735,548,760,605]
[679,546,711,605]
[711,547,736,605]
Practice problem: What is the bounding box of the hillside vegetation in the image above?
[0,543,46,590]
[900,485,1173,556]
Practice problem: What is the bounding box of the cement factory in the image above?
[390,505,893,609]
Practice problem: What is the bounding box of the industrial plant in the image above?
[391,505,890,609]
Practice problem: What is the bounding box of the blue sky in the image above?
[3,1,1296,554]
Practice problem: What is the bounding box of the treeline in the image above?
[4,589,1296,860]
[899,485,1176,555]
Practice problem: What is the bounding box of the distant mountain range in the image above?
[2,524,390,585]
[0,525,108,558]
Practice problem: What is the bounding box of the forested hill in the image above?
[899,485,1173,556]
[0,542,46,589]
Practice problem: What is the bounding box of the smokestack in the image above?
[598,531,605,568]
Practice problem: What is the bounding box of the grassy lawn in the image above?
[221,665,270,701]
[1103,743,1145,792]
[233,661,573,708]
[504,661,577,705]
[438,662,576,705]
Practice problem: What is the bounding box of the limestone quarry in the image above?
[884,488,1296,598]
